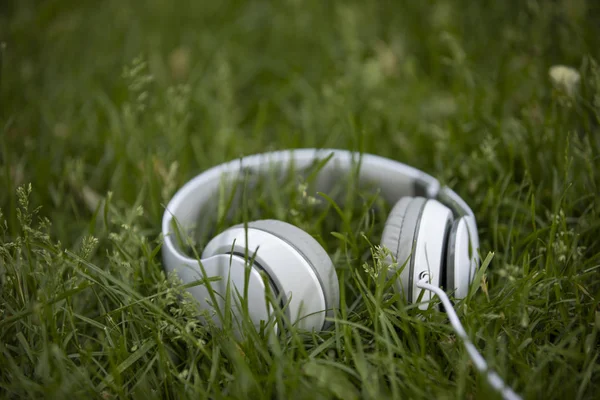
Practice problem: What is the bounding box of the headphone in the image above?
[161,149,523,400]
[161,148,480,331]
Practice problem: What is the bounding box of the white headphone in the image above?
[162,148,480,331]
[162,149,522,400]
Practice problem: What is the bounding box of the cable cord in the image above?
[416,278,522,400]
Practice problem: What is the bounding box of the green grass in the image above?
[1,0,600,398]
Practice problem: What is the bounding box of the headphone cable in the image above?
[417,278,522,400]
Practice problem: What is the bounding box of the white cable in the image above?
[417,278,522,400]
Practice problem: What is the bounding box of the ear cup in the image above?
[242,220,339,325]
[381,197,453,306]
[201,220,338,331]
[381,197,425,272]
[445,217,473,299]
[381,197,427,301]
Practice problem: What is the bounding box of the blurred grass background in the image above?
[2,0,598,237]
[1,0,600,399]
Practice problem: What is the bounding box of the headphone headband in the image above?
[162,149,479,267]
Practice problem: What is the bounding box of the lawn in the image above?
[1,0,600,399]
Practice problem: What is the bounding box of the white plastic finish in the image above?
[166,253,272,330]
[409,200,453,309]
[202,227,327,331]
[449,218,472,299]
[464,214,479,282]
[438,186,480,281]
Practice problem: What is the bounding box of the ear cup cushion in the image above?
[381,197,426,268]
[238,219,339,321]
[380,197,427,300]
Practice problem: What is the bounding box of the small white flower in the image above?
[178,369,189,379]
[549,65,581,97]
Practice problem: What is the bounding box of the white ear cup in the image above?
[446,217,473,299]
[381,197,424,269]
[381,197,454,307]
[175,254,274,332]
[381,197,424,299]
[201,220,336,331]
[241,220,339,325]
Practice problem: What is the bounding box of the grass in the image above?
[1,0,600,398]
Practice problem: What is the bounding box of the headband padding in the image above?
[242,220,339,324]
